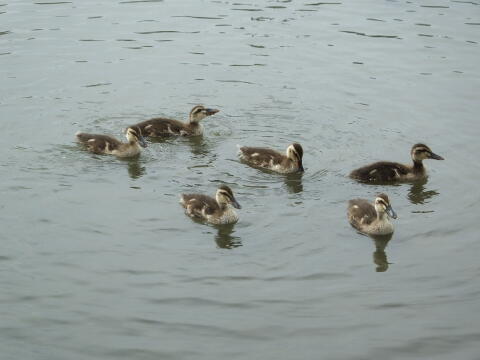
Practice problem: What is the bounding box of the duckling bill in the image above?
[350,143,443,183]
[180,185,241,225]
[238,143,304,174]
[76,126,147,158]
[348,193,397,235]
[131,105,219,137]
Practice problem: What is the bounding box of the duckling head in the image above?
[374,193,397,219]
[286,143,304,172]
[216,185,241,209]
[189,105,220,123]
[411,143,444,161]
[126,126,147,148]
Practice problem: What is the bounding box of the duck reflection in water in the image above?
[370,233,393,272]
[283,171,304,194]
[148,134,213,156]
[123,158,146,179]
[214,223,242,249]
[407,177,439,205]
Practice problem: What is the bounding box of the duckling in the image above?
[180,185,241,225]
[131,105,219,137]
[350,143,444,183]
[348,193,397,235]
[238,143,304,174]
[76,126,147,158]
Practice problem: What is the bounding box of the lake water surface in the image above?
[1,0,480,359]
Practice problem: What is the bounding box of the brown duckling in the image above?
[131,105,219,137]
[350,143,444,182]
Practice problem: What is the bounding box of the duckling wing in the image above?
[76,133,121,154]
[181,194,220,218]
[350,161,409,182]
[348,199,377,229]
[134,118,186,137]
[239,147,284,168]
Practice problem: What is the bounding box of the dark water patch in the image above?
[340,30,399,38]
[83,83,112,88]
[87,16,103,19]
[367,18,385,22]
[0,30,10,36]
[216,79,256,84]
[215,24,232,26]
[252,16,274,21]
[116,38,136,41]
[229,63,266,66]
[466,40,477,43]
[189,52,204,55]
[0,52,10,56]
[0,255,12,261]
[305,2,342,5]
[415,23,431,26]
[78,39,104,42]
[452,0,479,3]
[145,297,254,309]
[34,1,72,4]
[105,349,182,360]
[418,33,434,37]
[232,8,263,11]
[465,22,480,25]
[172,15,224,20]
[120,0,163,3]
[266,5,286,8]
[136,30,200,35]
[420,5,449,8]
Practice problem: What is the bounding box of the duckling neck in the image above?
[377,211,387,221]
[412,160,424,173]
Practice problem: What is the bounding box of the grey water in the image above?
[1,0,480,359]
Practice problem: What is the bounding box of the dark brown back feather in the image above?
[240,146,284,164]
[133,118,189,136]
[76,133,121,153]
[350,161,410,182]
[181,194,219,216]
[348,199,377,228]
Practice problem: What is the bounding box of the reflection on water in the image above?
[148,135,213,156]
[183,135,212,156]
[370,234,393,273]
[126,158,146,179]
[407,177,439,205]
[214,223,242,249]
[283,171,303,194]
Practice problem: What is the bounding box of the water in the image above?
[1,0,480,359]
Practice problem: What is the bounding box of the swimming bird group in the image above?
[76,105,444,237]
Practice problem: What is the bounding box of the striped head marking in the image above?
[411,143,443,161]
[216,185,241,209]
[375,193,397,219]
[189,105,220,123]
[126,126,147,147]
[287,143,304,172]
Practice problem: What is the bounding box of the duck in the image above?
[180,185,241,225]
[350,143,444,183]
[238,143,304,174]
[347,193,397,235]
[131,105,219,137]
[76,126,147,158]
